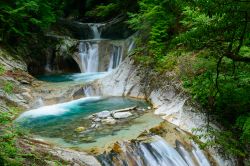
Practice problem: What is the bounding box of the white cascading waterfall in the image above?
[78,41,99,73]
[108,45,123,71]
[88,23,104,39]
[97,135,212,166]
[128,39,135,53]
[77,23,130,73]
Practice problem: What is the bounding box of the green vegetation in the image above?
[128,0,250,162]
[0,0,64,43]
[0,0,249,165]
[0,65,5,75]
[3,82,14,94]
[0,107,23,165]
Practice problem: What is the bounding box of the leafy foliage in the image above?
[3,82,14,94]
[0,0,64,43]
[129,0,250,160]
[0,65,5,75]
[0,107,23,165]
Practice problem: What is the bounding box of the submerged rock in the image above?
[113,112,133,119]
[75,127,86,132]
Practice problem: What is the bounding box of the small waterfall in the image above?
[83,86,94,97]
[191,142,211,166]
[32,97,44,109]
[45,54,52,72]
[78,41,99,73]
[98,135,212,166]
[108,45,123,71]
[142,135,188,166]
[88,23,104,39]
[176,140,196,166]
[128,40,135,53]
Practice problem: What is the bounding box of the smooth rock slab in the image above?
[113,112,133,119]
[96,111,111,118]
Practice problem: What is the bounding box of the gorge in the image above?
[0,1,249,166]
[8,22,231,166]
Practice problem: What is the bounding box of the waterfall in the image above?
[78,41,99,73]
[128,40,135,53]
[108,45,123,71]
[88,23,104,39]
[191,142,211,166]
[97,135,212,166]
[83,86,94,97]
[32,97,44,109]
[70,24,136,73]
[176,140,196,166]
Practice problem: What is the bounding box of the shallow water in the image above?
[16,97,162,150]
[36,72,108,82]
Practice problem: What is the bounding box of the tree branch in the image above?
[225,52,250,62]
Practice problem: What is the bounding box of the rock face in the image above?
[52,17,134,40]
[20,139,101,166]
[86,57,202,132]
[0,49,35,109]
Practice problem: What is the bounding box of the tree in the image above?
[0,0,64,43]
[129,0,250,162]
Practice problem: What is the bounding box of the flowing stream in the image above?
[19,23,215,166]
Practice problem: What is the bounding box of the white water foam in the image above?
[79,42,99,73]
[16,97,101,120]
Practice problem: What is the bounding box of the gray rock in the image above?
[113,112,133,119]
[96,111,111,119]
[101,117,117,125]
[111,106,137,114]
[93,118,101,122]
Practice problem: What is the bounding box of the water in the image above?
[98,135,212,166]
[79,41,99,73]
[88,23,104,39]
[37,72,108,82]
[77,40,125,73]
[16,97,162,150]
[108,45,123,71]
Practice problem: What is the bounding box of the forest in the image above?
[0,0,249,165]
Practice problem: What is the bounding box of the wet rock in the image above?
[101,117,117,125]
[111,106,137,114]
[75,127,86,132]
[20,79,30,85]
[21,92,33,100]
[93,118,101,122]
[113,112,133,119]
[138,108,146,112]
[91,123,101,128]
[96,111,111,119]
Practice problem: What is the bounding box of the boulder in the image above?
[96,111,111,119]
[101,117,117,125]
[113,112,133,119]
[93,118,101,122]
